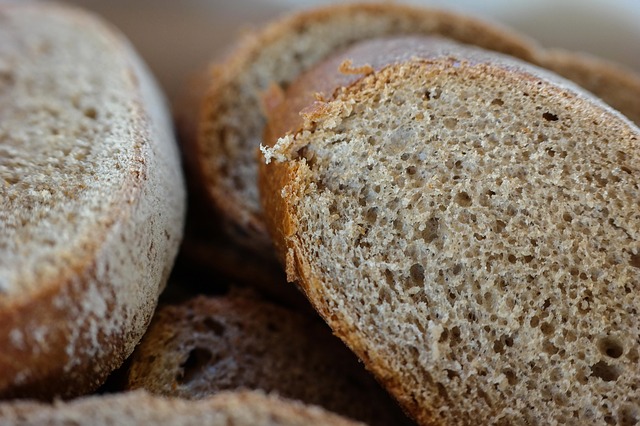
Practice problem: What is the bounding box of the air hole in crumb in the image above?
[437,382,450,401]
[542,112,558,121]
[451,326,462,345]
[630,253,640,269]
[365,207,378,224]
[598,337,624,359]
[195,317,225,336]
[563,212,573,222]
[406,166,417,175]
[452,264,462,275]
[446,369,459,380]
[491,98,504,106]
[540,322,554,335]
[421,218,439,243]
[409,264,425,285]
[619,404,639,426]
[0,70,15,86]
[591,361,620,382]
[444,118,458,129]
[178,347,212,384]
[84,107,98,120]
[507,254,517,264]
[504,369,518,386]
[455,192,472,207]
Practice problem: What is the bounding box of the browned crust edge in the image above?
[0,3,185,399]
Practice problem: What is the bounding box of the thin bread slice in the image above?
[259,36,640,425]
[0,390,364,426]
[125,295,410,425]
[179,2,640,265]
[177,2,541,256]
[0,3,185,398]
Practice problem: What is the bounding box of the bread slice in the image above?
[259,36,640,425]
[0,390,364,425]
[179,2,640,264]
[0,3,185,398]
[124,295,410,425]
[177,3,540,256]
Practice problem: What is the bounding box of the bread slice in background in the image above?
[259,36,640,425]
[178,2,640,273]
[0,2,185,398]
[125,295,412,425]
[0,390,364,426]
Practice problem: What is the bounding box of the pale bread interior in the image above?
[267,37,640,425]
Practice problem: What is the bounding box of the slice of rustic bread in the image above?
[0,2,185,398]
[259,36,640,425]
[179,2,640,266]
[0,390,364,426]
[177,3,540,256]
[125,295,411,425]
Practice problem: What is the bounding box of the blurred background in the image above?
[64,0,640,103]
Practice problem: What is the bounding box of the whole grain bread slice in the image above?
[125,295,411,425]
[0,390,364,426]
[259,36,640,425]
[178,2,640,267]
[0,2,185,398]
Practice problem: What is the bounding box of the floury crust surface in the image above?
[261,36,640,425]
[0,3,185,398]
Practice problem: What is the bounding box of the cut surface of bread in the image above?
[0,3,185,398]
[125,295,410,425]
[0,390,364,426]
[260,36,640,425]
[179,2,540,254]
[181,2,640,261]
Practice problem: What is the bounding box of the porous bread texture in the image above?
[0,390,364,426]
[0,3,185,398]
[185,2,540,252]
[185,2,640,259]
[260,37,640,425]
[125,295,409,426]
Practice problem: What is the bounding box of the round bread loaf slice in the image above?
[259,36,640,425]
[0,3,186,398]
[178,3,540,256]
[179,2,640,265]
[124,295,411,425]
[0,390,364,426]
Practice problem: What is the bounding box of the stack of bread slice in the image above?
[180,3,640,425]
[2,1,640,425]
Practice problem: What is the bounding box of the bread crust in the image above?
[0,390,365,425]
[259,37,640,425]
[0,3,185,399]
